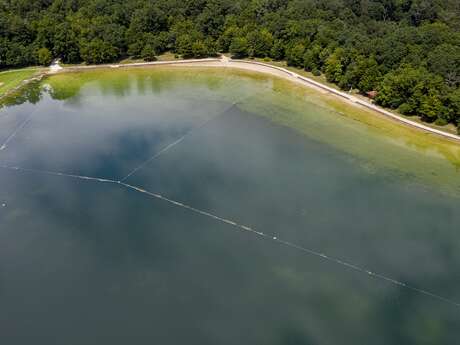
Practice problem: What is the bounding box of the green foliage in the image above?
[80,39,119,64]
[0,40,36,67]
[230,37,249,58]
[191,41,208,58]
[357,57,382,93]
[141,44,156,61]
[247,29,273,57]
[270,39,284,60]
[286,43,305,67]
[312,69,321,77]
[175,34,195,58]
[217,26,239,52]
[127,41,143,57]
[0,0,459,129]
[37,47,52,66]
[303,45,321,71]
[52,23,80,63]
[204,38,218,56]
[325,48,345,83]
[376,65,449,121]
[419,93,445,121]
[427,44,460,87]
[434,118,448,126]
[446,89,460,125]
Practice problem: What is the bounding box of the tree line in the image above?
[1,0,459,130]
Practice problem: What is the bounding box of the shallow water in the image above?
[1,67,459,344]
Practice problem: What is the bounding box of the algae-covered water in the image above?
[1,67,459,344]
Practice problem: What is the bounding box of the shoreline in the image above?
[229,60,460,143]
[16,57,460,143]
[0,68,45,102]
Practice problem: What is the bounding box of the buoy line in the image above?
[121,102,239,182]
[1,163,459,309]
[0,110,37,151]
[120,88,268,183]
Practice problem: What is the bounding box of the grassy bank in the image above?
[0,68,40,96]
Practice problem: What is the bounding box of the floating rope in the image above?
[120,84,272,183]
[121,102,241,182]
[1,163,459,309]
[0,110,36,151]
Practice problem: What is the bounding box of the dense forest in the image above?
[1,0,460,129]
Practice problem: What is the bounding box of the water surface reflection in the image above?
[1,68,459,344]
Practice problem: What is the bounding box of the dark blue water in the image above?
[1,70,459,344]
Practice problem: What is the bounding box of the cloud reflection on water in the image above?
[0,68,459,344]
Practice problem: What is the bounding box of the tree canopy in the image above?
[1,0,460,129]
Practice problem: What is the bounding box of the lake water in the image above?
[1,67,459,344]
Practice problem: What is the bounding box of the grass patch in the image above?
[251,58,341,90]
[62,52,179,67]
[119,58,148,64]
[0,68,39,97]
[156,52,179,61]
[0,68,40,96]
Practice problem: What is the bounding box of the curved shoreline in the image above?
[229,60,460,143]
[45,57,460,143]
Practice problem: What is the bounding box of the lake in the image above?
[1,67,459,344]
